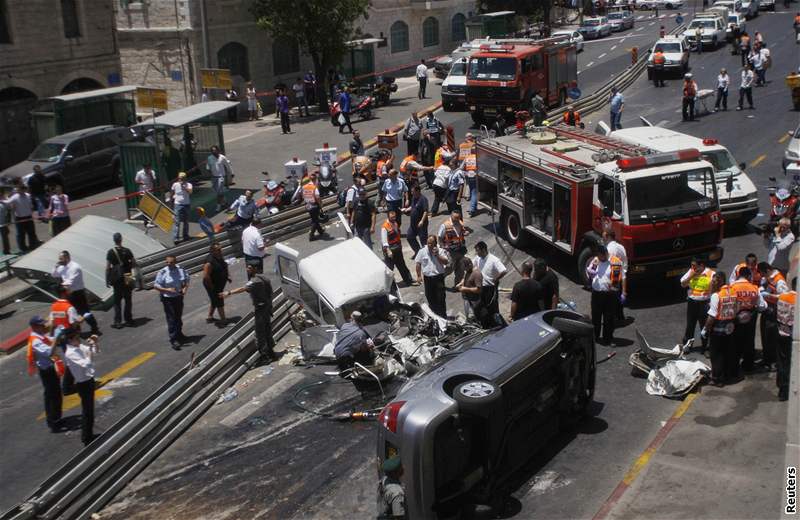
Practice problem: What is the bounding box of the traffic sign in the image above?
[201,68,233,90]
[568,87,582,99]
[676,15,684,23]
[136,87,168,111]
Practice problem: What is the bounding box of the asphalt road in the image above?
[1,2,797,515]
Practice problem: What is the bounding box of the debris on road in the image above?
[646,359,710,397]
[216,387,239,404]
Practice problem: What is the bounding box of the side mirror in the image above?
[738,162,746,170]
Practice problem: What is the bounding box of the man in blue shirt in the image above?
[338,86,354,134]
[28,315,63,432]
[228,189,258,227]
[154,254,190,350]
[609,87,624,131]
[276,88,291,134]
[381,169,409,227]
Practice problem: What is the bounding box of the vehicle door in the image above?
[62,138,90,191]
[82,133,112,186]
[594,175,626,230]
[275,242,302,303]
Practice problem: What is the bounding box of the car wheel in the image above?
[361,108,371,121]
[665,2,673,7]
[501,209,528,248]
[452,379,502,417]
[577,246,596,287]
[551,316,595,337]
[711,36,718,49]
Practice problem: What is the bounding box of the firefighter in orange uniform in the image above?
[399,152,433,188]
[586,245,627,346]
[562,106,582,126]
[438,211,469,289]
[729,266,767,374]
[776,279,796,401]
[680,257,715,350]
[27,315,63,432]
[702,271,737,385]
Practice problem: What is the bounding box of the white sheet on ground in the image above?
[646,359,710,397]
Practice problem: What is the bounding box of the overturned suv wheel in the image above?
[452,380,502,417]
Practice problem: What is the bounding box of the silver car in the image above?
[376,310,596,519]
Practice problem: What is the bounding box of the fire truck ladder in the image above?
[550,125,651,157]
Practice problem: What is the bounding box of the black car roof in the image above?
[43,125,124,144]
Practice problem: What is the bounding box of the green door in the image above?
[119,142,162,212]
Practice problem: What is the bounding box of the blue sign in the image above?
[107,72,121,86]
[170,70,183,82]
[568,87,582,100]
[676,15,684,24]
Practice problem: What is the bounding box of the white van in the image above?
[607,124,759,222]
[441,58,468,112]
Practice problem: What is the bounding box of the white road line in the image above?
[649,21,655,25]
[611,45,617,50]
[586,61,595,67]
[577,70,583,75]
[220,372,305,427]
[636,26,644,31]
[621,38,627,43]
[582,34,647,44]
[598,53,607,59]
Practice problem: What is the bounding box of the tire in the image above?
[665,2,673,8]
[711,37,718,49]
[501,209,527,248]
[361,108,371,121]
[552,317,595,337]
[470,111,484,126]
[577,246,595,287]
[452,379,502,417]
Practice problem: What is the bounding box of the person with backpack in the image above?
[106,233,137,329]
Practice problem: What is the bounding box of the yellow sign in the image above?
[201,68,233,90]
[139,191,174,233]
[136,87,169,111]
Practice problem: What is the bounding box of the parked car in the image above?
[434,41,487,79]
[758,0,775,11]
[0,125,138,194]
[682,17,726,50]
[647,35,690,77]
[376,309,596,519]
[635,0,684,9]
[578,17,612,39]
[607,10,635,31]
[441,58,469,111]
[713,0,743,13]
[726,13,747,41]
[552,29,585,51]
[740,0,759,17]
[784,125,800,172]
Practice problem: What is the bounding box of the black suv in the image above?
[0,125,138,194]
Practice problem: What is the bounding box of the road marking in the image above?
[621,38,627,43]
[577,70,583,75]
[611,45,617,50]
[220,372,305,427]
[598,53,607,59]
[586,61,595,67]
[592,392,699,520]
[38,351,156,420]
[649,21,655,25]
[751,154,767,167]
[779,133,790,144]
[636,26,644,31]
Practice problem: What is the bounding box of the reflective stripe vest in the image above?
[764,269,786,294]
[26,332,51,376]
[376,159,388,178]
[563,110,581,126]
[434,146,453,168]
[441,219,465,250]
[712,285,737,334]
[464,154,477,172]
[383,220,401,247]
[50,299,75,330]
[459,141,475,161]
[399,155,415,174]
[731,280,760,323]
[687,268,714,299]
[653,51,666,65]
[609,256,623,288]
[302,183,318,205]
[733,262,761,285]
[777,291,796,337]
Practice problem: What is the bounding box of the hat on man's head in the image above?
[29,315,46,326]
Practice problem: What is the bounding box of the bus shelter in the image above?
[121,101,237,214]
[31,86,138,144]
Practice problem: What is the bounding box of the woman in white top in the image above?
[63,328,99,446]
[48,185,71,236]
[246,82,258,120]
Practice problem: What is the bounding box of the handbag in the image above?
[111,247,136,289]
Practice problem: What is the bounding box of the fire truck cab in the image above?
[466,38,578,126]
[476,126,724,284]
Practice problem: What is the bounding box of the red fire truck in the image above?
[476,126,724,283]
[466,38,578,126]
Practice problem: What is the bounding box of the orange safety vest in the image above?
[399,155,415,174]
[609,256,623,287]
[777,291,796,337]
[687,267,714,299]
[26,333,63,377]
[441,219,465,250]
[563,110,581,126]
[763,269,787,306]
[434,146,453,168]
[464,154,477,172]
[383,220,401,247]
[458,141,475,161]
[712,285,737,335]
[733,262,761,284]
[50,299,76,330]
[302,182,318,205]
[376,159,388,178]
[730,280,760,323]
[653,51,666,65]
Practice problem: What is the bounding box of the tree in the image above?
[251,0,370,111]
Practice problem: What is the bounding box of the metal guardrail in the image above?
[2,290,298,520]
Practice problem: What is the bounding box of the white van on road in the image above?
[602,122,759,222]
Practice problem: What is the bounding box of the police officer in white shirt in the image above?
[52,250,100,335]
[473,241,507,322]
[415,59,428,99]
[241,217,267,277]
[170,172,193,244]
[63,327,99,445]
[228,189,258,227]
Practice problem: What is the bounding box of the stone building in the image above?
[114,0,474,111]
[0,0,122,168]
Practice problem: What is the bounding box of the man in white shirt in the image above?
[586,245,626,345]
[170,172,193,244]
[241,217,267,276]
[431,162,450,216]
[737,64,755,110]
[206,146,233,211]
[446,160,465,215]
[714,68,730,112]
[603,229,628,320]
[415,236,449,318]
[473,241,507,322]
[5,184,39,251]
[52,250,100,334]
[134,162,157,193]
[764,217,795,274]
[680,257,715,350]
[63,327,99,446]
[229,189,258,227]
[415,59,428,99]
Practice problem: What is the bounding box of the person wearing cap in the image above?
[52,251,100,335]
[170,172,193,244]
[154,254,190,350]
[222,263,278,363]
[62,327,100,446]
[682,73,698,122]
[333,311,374,372]
[562,105,581,126]
[27,315,63,432]
[350,188,377,249]
[378,456,406,519]
[106,233,137,329]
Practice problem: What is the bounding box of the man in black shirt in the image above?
[509,261,542,321]
[403,184,429,256]
[534,258,559,310]
[224,263,277,363]
[106,232,137,328]
[350,189,376,249]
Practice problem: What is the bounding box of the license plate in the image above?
[666,268,685,278]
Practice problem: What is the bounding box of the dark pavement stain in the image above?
[693,382,773,427]
[670,450,686,457]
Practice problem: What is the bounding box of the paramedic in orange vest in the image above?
[463,153,479,217]
[301,172,327,241]
[729,253,761,285]
[27,315,63,432]
[682,73,698,122]
[434,142,455,168]
[50,284,83,394]
[458,133,476,161]
[757,261,788,371]
[562,105,581,126]
[438,211,469,289]
[652,50,666,87]
[375,149,393,207]
[680,257,715,350]
[586,245,627,346]
[702,271,737,385]
[775,278,796,401]
[381,210,415,287]
[729,266,767,374]
[399,152,433,189]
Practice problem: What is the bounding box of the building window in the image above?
[61,0,81,38]
[217,42,250,81]
[272,39,300,76]
[451,13,466,42]
[0,1,10,43]
[390,21,409,53]
[423,17,439,47]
